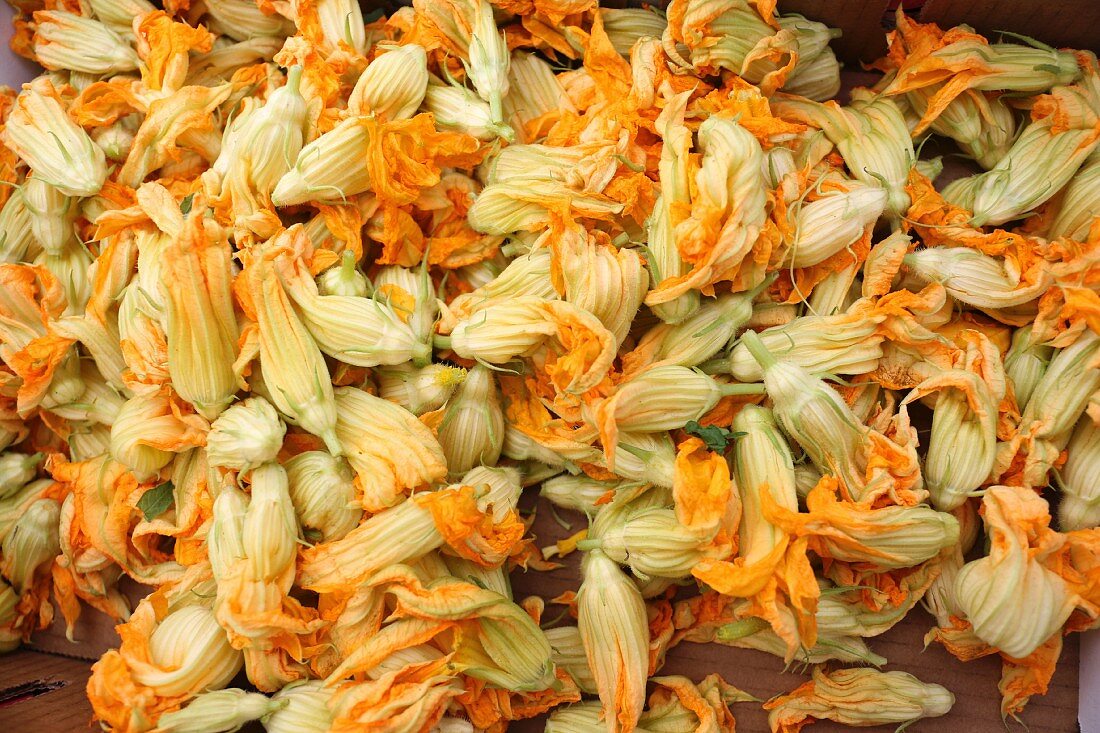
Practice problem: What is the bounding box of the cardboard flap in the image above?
[921,0,1100,53]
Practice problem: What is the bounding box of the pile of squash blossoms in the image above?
[0,0,1099,729]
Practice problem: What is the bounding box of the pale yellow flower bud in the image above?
[317,251,369,297]
[467,180,623,236]
[373,264,439,344]
[68,422,113,461]
[578,549,649,733]
[38,241,94,316]
[588,506,712,580]
[445,248,554,320]
[782,184,886,268]
[152,688,280,733]
[904,246,1051,310]
[377,362,466,416]
[728,314,882,383]
[109,391,205,482]
[204,0,294,41]
[424,84,507,141]
[600,8,666,56]
[271,117,371,207]
[540,475,621,515]
[23,173,78,257]
[955,486,1076,658]
[315,0,367,54]
[918,380,998,512]
[782,46,841,101]
[560,239,648,347]
[503,51,574,142]
[766,668,953,731]
[907,88,1016,169]
[348,44,429,119]
[209,486,248,582]
[0,578,19,652]
[87,0,155,34]
[284,451,361,542]
[32,10,140,75]
[246,237,342,455]
[1057,416,1100,530]
[606,431,677,488]
[545,702,605,733]
[733,406,798,564]
[162,211,240,421]
[242,463,298,581]
[0,497,60,593]
[206,397,286,473]
[138,605,243,696]
[0,190,38,264]
[281,258,430,368]
[1047,147,1100,240]
[0,452,43,499]
[2,77,107,197]
[333,386,448,511]
[439,365,504,477]
[545,625,597,694]
[943,80,1100,226]
[467,0,511,134]
[264,681,334,733]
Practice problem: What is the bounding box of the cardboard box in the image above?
[0,1,1097,730]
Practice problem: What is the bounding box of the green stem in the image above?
[739,330,777,371]
[432,334,452,351]
[718,382,766,397]
[285,65,303,95]
[575,538,601,552]
[699,358,729,376]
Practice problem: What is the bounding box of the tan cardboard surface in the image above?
[921,0,1100,55]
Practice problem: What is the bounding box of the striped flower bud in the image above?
[317,251,368,297]
[137,605,243,696]
[782,184,886,268]
[0,452,43,500]
[264,681,334,733]
[0,497,60,593]
[578,549,649,733]
[916,373,999,512]
[446,248,554,321]
[377,363,466,416]
[1057,416,1100,530]
[153,689,280,733]
[0,579,18,652]
[904,246,1051,310]
[241,463,298,583]
[0,191,37,264]
[373,265,439,345]
[40,241,94,316]
[943,81,1100,226]
[162,205,240,421]
[424,84,508,141]
[733,406,798,566]
[348,44,429,119]
[203,0,294,41]
[280,254,430,368]
[727,312,882,382]
[540,475,621,515]
[782,46,842,101]
[109,390,207,482]
[445,297,617,395]
[32,11,140,75]
[594,365,761,466]
[439,365,504,477]
[766,668,953,731]
[1007,332,1100,487]
[271,116,370,207]
[23,174,78,257]
[545,626,597,694]
[627,286,762,374]
[906,87,1017,169]
[1004,326,1053,408]
[607,431,677,488]
[208,487,248,582]
[559,236,648,347]
[600,8,666,56]
[503,51,574,142]
[333,386,448,511]
[206,397,286,473]
[87,0,156,33]
[2,77,107,197]
[739,331,873,500]
[314,0,366,54]
[284,451,361,542]
[467,0,512,135]
[955,486,1076,658]
[587,506,713,580]
[1047,147,1100,240]
[467,180,624,236]
[243,236,341,455]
